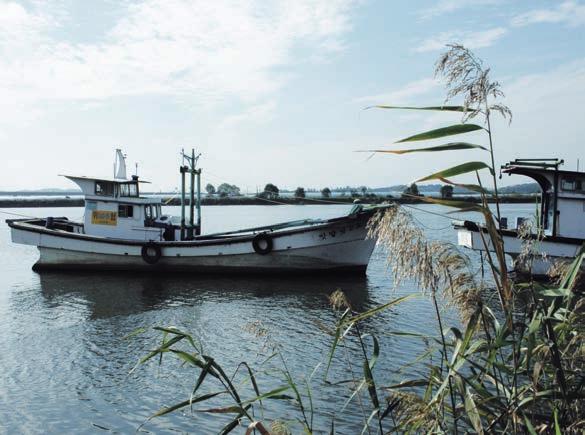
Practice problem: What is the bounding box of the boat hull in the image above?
[9,212,378,274]
[454,220,583,276]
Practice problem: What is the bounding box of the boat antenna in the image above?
[181,149,201,169]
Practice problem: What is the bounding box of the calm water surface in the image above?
[0,204,535,434]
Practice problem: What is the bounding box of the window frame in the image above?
[561,176,584,192]
[119,182,139,197]
[95,181,115,196]
[118,204,134,218]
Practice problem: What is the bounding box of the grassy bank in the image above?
[0,194,538,208]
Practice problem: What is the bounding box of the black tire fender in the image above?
[141,242,162,264]
[252,233,273,255]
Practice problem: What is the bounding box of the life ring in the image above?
[252,233,273,255]
[141,242,162,264]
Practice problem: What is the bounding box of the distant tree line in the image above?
[205,183,240,197]
[203,181,532,200]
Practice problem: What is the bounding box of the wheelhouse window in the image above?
[119,182,139,197]
[144,205,160,219]
[561,176,584,192]
[118,204,134,218]
[95,181,115,196]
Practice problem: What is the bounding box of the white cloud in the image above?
[0,0,356,124]
[219,101,277,128]
[415,27,507,53]
[511,1,585,27]
[355,78,440,105]
[490,59,585,173]
[418,0,501,20]
[504,58,585,110]
[415,1,583,55]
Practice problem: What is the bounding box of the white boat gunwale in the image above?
[6,206,381,248]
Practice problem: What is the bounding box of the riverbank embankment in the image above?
[0,195,538,208]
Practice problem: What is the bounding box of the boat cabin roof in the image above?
[62,174,160,204]
[501,159,585,195]
[61,174,151,184]
[501,159,585,239]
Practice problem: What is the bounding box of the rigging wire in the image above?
[202,166,473,224]
[0,210,41,219]
[0,209,86,222]
[1,167,473,233]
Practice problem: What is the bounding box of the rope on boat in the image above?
[233,191,464,229]
[0,210,41,219]
[402,203,463,221]
[406,212,455,231]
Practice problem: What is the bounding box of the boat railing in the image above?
[198,218,326,239]
[14,217,83,233]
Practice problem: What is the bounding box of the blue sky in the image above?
[1,0,584,191]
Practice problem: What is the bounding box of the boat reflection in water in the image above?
[27,271,374,433]
[38,271,371,320]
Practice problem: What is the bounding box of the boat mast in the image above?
[180,149,186,240]
[190,149,195,239]
[196,162,201,232]
[179,148,202,240]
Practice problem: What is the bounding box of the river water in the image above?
[0,203,535,434]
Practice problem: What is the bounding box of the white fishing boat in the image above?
[8,150,386,274]
[453,159,585,276]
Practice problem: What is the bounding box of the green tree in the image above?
[205,183,215,196]
[360,186,368,196]
[262,183,279,199]
[321,187,331,198]
[440,184,453,199]
[294,187,305,198]
[402,183,420,197]
[217,183,240,197]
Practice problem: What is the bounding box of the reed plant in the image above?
[359,44,585,433]
[133,45,584,433]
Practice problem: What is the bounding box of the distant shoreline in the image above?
[0,195,538,208]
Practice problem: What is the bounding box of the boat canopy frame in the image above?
[500,158,585,237]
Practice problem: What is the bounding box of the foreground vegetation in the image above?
[132,45,584,433]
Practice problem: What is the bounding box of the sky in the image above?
[1,0,584,192]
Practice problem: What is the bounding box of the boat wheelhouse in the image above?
[62,174,170,240]
[454,159,585,275]
[7,149,385,273]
